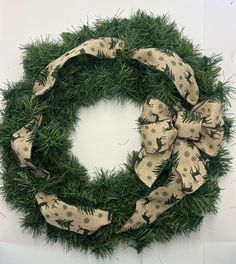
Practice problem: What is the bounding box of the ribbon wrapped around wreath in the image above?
[120,97,224,231]
[10,37,225,235]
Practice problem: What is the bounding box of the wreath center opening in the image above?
[69,99,142,179]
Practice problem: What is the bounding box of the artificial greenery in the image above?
[0,11,234,257]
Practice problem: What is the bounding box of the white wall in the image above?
[0,1,236,263]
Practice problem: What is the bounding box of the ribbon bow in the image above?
[119,98,224,232]
[135,97,224,191]
[10,36,225,234]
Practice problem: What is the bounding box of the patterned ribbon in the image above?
[12,37,124,234]
[10,37,224,235]
[131,48,199,105]
[119,97,224,232]
[35,193,111,235]
[11,115,50,178]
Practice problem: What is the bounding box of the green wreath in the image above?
[0,11,234,257]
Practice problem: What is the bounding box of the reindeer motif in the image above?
[162,120,175,131]
[147,97,154,107]
[136,151,146,165]
[202,116,212,125]
[11,132,23,142]
[151,113,169,123]
[183,90,191,101]
[55,219,74,231]
[150,113,162,123]
[190,165,201,181]
[52,198,60,209]
[206,129,221,140]
[24,121,36,133]
[38,201,49,209]
[109,38,118,49]
[198,133,206,142]
[181,183,193,193]
[77,225,90,235]
[184,68,193,85]
[165,194,180,205]
[161,64,175,81]
[155,136,167,152]
[196,153,204,162]
[142,210,151,224]
[143,197,153,206]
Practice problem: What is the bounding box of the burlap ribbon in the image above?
[12,37,124,234]
[10,37,224,235]
[119,97,224,232]
[35,193,111,235]
[32,37,125,98]
[12,37,124,177]
[11,115,49,178]
[131,48,199,105]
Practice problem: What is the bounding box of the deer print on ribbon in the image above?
[120,97,224,232]
[10,37,225,234]
[131,48,200,105]
[155,136,167,152]
[11,115,50,178]
[35,193,112,235]
[162,120,175,132]
[142,210,151,224]
[11,38,125,180]
[135,97,224,188]
[183,68,193,86]
[190,165,201,182]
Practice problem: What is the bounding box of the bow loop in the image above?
[192,99,224,157]
[193,99,224,128]
[140,98,177,154]
[135,97,224,188]
[140,98,173,121]
[141,121,177,154]
[173,139,206,193]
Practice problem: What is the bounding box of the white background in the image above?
[0,0,236,263]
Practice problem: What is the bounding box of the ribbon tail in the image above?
[173,139,206,193]
[119,169,185,233]
[135,147,172,187]
[136,97,177,187]
[119,138,208,233]
[192,99,224,157]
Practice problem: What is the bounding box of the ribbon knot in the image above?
[174,111,202,140]
[136,97,224,191]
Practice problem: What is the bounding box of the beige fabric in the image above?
[119,169,185,232]
[11,37,125,234]
[35,193,111,235]
[11,115,49,178]
[12,38,199,181]
[135,98,224,187]
[120,97,224,232]
[32,37,125,97]
[10,37,224,235]
[131,48,199,105]
[11,37,124,178]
